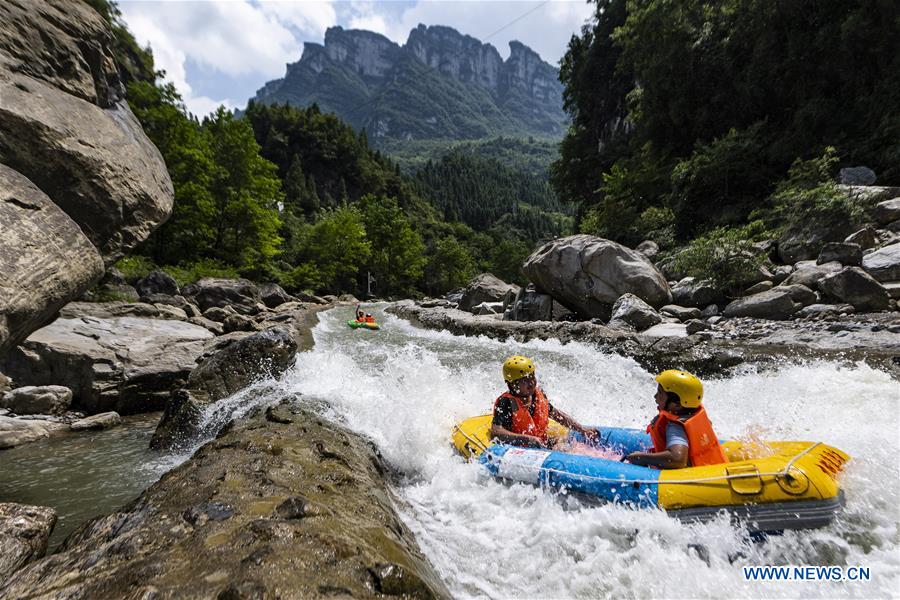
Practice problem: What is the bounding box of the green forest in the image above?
[553,0,900,251]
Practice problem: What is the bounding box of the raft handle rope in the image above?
[482,441,825,487]
[453,424,489,454]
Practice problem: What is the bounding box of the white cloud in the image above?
[258,0,337,38]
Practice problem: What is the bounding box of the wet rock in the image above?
[523,235,671,319]
[0,416,64,449]
[873,197,900,225]
[641,323,688,338]
[0,311,214,414]
[0,385,72,415]
[845,227,878,250]
[609,294,662,332]
[671,277,721,308]
[0,503,57,581]
[151,328,298,450]
[684,319,710,335]
[259,283,295,309]
[635,240,659,258]
[457,273,519,313]
[135,271,179,298]
[861,242,900,282]
[839,166,876,185]
[181,278,261,315]
[817,242,862,266]
[723,289,800,320]
[660,305,702,321]
[744,281,773,296]
[2,407,450,599]
[70,411,121,431]
[819,267,891,312]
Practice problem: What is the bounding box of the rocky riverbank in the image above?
[0,401,449,599]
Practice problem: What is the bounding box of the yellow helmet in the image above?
[655,369,703,408]
[503,355,535,383]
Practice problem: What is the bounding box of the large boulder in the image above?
[723,288,800,320]
[151,328,298,450]
[844,227,878,250]
[780,261,842,290]
[817,242,862,266]
[523,235,671,319]
[504,285,554,322]
[819,267,890,312]
[0,503,56,582]
[135,270,179,298]
[181,278,262,314]
[0,313,214,414]
[608,294,662,331]
[777,284,818,307]
[457,273,519,313]
[861,243,900,282]
[670,277,722,307]
[839,166,876,186]
[0,166,105,355]
[0,385,72,415]
[258,282,295,309]
[873,197,900,225]
[3,405,450,599]
[0,0,173,354]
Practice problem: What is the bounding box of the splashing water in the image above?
[276,306,899,599]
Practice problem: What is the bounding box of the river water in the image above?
[2,305,898,598]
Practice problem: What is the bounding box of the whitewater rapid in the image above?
[280,306,899,599]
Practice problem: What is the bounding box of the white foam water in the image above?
[280,306,899,599]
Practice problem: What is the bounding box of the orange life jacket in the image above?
[356,316,365,322]
[493,388,549,442]
[647,405,727,467]
[365,315,375,323]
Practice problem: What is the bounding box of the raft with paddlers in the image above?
[347,319,380,330]
[452,415,849,533]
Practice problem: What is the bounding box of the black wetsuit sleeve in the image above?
[492,396,516,430]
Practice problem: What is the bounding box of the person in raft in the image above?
[624,369,727,469]
[490,355,598,449]
[355,305,365,322]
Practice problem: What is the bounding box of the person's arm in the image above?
[548,404,598,442]
[624,445,688,469]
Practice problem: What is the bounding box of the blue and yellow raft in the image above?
[452,415,849,532]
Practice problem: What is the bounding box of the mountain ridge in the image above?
[251,24,566,142]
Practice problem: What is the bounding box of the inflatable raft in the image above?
[348,320,380,330]
[452,415,848,532]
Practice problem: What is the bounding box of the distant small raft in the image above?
[348,320,380,330]
[452,415,849,532]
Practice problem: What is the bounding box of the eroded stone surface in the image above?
[0,503,56,581]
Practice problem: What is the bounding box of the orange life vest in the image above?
[647,405,727,467]
[365,315,375,323]
[493,388,549,442]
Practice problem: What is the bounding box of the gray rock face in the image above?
[0,165,106,356]
[781,261,842,290]
[1,385,71,415]
[135,271,179,298]
[671,277,721,308]
[505,285,554,322]
[259,282,295,308]
[609,293,662,331]
[819,267,890,312]
[817,242,862,266]
[0,503,56,582]
[70,411,121,431]
[3,406,450,600]
[181,278,261,314]
[861,243,900,282]
[151,328,298,450]
[839,166,876,186]
[0,1,173,262]
[723,289,800,320]
[0,314,214,414]
[458,273,519,313]
[873,198,900,225]
[845,227,878,250]
[523,235,671,319]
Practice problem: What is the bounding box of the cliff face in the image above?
[0,0,174,355]
[252,25,566,141]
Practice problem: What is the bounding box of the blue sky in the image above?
[118,1,595,117]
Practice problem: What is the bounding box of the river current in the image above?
[2,305,897,598]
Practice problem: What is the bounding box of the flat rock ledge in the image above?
[387,303,900,378]
[1,402,450,599]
